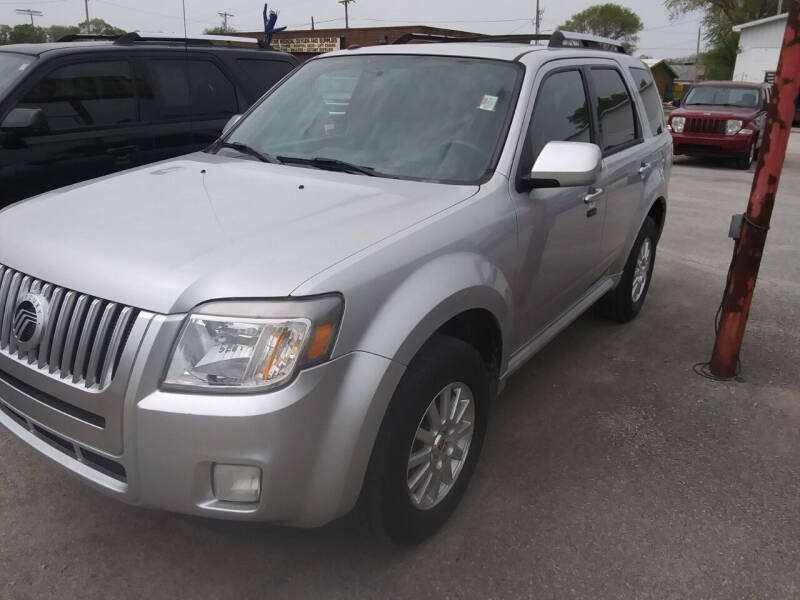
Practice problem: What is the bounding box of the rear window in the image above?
[630,67,665,135]
[18,60,137,131]
[236,59,294,97]
[148,59,237,119]
[590,68,638,152]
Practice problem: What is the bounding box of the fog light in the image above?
[213,464,261,503]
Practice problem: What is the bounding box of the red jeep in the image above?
[668,81,771,169]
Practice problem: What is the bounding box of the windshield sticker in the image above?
[478,95,498,112]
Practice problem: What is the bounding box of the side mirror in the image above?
[671,98,681,108]
[523,141,602,189]
[222,114,242,135]
[0,108,49,136]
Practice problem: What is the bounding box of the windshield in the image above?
[221,55,521,184]
[684,86,761,108]
[0,53,34,97]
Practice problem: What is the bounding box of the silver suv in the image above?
[0,32,670,544]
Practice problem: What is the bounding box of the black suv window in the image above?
[522,69,591,171]
[590,68,638,152]
[236,59,294,96]
[19,60,137,132]
[148,59,237,119]
[629,67,664,135]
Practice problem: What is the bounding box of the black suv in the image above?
[0,33,298,205]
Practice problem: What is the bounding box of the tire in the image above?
[736,141,755,170]
[596,216,658,323]
[362,334,490,545]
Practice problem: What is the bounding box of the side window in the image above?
[236,59,294,96]
[522,69,591,172]
[590,68,638,153]
[629,67,665,135]
[18,60,137,132]
[148,59,237,120]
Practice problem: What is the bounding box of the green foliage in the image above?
[203,25,236,34]
[82,18,125,36]
[47,25,80,42]
[0,19,124,44]
[664,0,784,79]
[560,3,644,52]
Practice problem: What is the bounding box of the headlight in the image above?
[163,295,343,392]
[671,116,685,133]
[726,119,743,136]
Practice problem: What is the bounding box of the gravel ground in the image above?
[1,132,799,600]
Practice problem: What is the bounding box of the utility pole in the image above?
[339,0,355,29]
[84,0,90,33]
[693,26,702,82]
[778,0,784,14]
[15,9,43,42]
[708,0,800,378]
[311,16,315,30]
[535,0,542,35]
[218,11,234,31]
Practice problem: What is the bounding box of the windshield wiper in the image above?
[276,156,378,177]
[217,142,281,164]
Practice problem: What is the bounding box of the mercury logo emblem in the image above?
[12,292,49,353]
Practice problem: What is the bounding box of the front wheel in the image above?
[596,216,657,323]
[361,335,489,545]
[736,141,756,170]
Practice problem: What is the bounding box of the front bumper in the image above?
[671,131,754,156]
[0,316,405,527]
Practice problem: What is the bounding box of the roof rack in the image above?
[57,34,120,42]
[113,32,261,47]
[393,30,627,54]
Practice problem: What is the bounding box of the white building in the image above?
[732,13,788,83]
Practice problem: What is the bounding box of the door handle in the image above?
[638,162,652,175]
[584,188,604,203]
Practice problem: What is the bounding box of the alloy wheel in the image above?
[407,382,475,510]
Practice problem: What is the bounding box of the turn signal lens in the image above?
[307,323,334,361]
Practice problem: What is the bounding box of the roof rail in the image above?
[393,30,627,54]
[57,34,120,42]
[114,32,261,47]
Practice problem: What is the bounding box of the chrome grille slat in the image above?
[1,272,23,349]
[72,298,103,383]
[49,291,76,373]
[0,263,139,389]
[38,287,64,368]
[100,306,134,388]
[60,294,89,379]
[85,303,118,388]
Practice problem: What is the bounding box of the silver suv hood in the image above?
[0,153,478,314]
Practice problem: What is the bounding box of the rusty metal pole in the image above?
[709,0,800,378]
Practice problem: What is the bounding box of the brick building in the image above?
[234,25,479,62]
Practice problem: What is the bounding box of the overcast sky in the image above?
[1,0,704,59]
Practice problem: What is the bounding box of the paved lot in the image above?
[1,133,799,600]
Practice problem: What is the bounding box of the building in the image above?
[642,58,678,100]
[732,13,788,83]
[234,25,479,62]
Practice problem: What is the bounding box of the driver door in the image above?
[510,64,606,347]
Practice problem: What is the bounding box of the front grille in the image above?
[0,399,127,482]
[0,264,138,389]
[684,117,727,135]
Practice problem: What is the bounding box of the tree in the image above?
[47,24,80,42]
[560,3,643,52]
[664,0,784,79]
[0,24,11,45]
[7,24,48,44]
[203,25,236,34]
[82,18,125,36]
